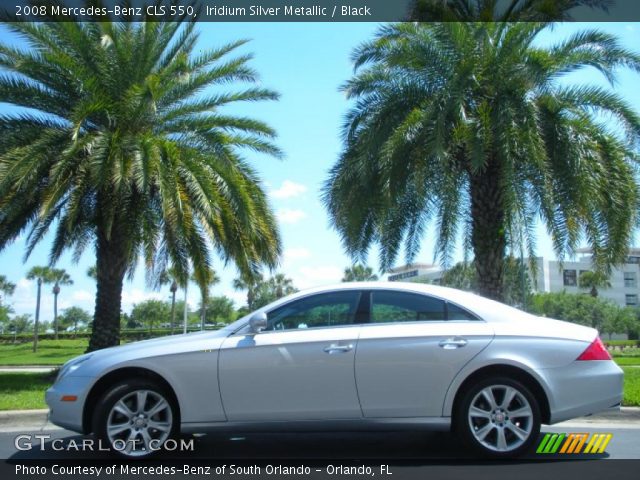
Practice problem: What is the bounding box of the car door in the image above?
[355,290,494,418]
[218,290,364,421]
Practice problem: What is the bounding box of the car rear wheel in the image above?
[93,379,178,458]
[456,377,541,458]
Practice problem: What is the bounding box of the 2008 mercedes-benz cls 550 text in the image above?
[46,282,623,458]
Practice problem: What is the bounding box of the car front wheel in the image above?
[456,377,541,458]
[93,379,178,458]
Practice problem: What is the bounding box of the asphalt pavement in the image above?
[1,422,638,461]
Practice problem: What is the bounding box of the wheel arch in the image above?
[82,366,181,434]
[449,364,551,425]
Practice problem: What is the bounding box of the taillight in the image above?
[576,337,612,361]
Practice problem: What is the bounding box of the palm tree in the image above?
[191,268,220,330]
[0,17,282,351]
[342,264,378,282]
[26,266,53,352]
[323,22,640,301]
[0,275,16,304]
[409,0,612,22]
[269,273,295,298]
[50,268,73,340]
[86,265,97,281]
[579,271,612,298]
[233,274,263,310]
[157,267,187,334]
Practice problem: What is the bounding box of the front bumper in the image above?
[45,375,93,433]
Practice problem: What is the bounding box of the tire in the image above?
[93,378,179,458]
[455,376,541,458]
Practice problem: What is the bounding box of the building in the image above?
[532,248,640,308]
[387,248,640,308]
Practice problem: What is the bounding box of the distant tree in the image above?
[204,296,236,325]
[86,265,97,281]
[192,269,220,330]
[0,275,16,304]
[342,264,378,282]
[130,300,171,334]
[233,273,297,310]
[578,270,611,298]
[59,307,92,336]
[8,314,32,342]
[233,274,263,310]
[439,257,532,307]
[528,292,620,332]
[0,304,13,334]
[49,269,73,339]
[26,266,54,352]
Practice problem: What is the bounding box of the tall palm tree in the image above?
[50,268,73,340]
[323,22,640,301]
[157,266,187,334]
[192,268,220,330]
[0,16,282,351]
[342,264,378,282]
[0,275,16,304]
[579,270,612,298]
[26,266,53,352]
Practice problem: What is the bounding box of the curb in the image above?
[0,408,639,430]
[0,409,49,427]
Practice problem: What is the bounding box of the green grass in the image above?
[615,357,640,366]
[0,372,52,410]
[0,339,87,366]
[622,367,640,407]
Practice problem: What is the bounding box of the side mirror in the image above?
[249,311,268,334]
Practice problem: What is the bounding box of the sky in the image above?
[0,21,639,321]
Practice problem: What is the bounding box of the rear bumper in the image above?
[543,360,623,424]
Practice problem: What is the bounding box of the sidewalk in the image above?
[0,366,57,373]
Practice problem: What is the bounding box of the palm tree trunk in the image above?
[87,226,128,352]
[170,291,176,335]
[53,290,58,340]
[470,161,506,301]
[33,279,41,353]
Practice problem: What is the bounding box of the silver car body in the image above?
[46,282,623,434]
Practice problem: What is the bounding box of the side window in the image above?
[371,291,445,323]
[447,302,480,321]
[266,291,361,331]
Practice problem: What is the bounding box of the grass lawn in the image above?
[0,372,51,410]
[0,339,86,366]
[615,357,640,366]
[622,367,640,407]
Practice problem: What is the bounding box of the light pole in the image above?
[183,282,188,334]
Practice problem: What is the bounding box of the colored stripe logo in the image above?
[536,433,612,454]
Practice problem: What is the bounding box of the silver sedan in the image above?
[46,282,623,458]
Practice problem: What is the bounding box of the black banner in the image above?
[1,0,640,22]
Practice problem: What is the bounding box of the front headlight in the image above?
[56,354,93,382]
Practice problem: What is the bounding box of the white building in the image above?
[531,248,640,308]
[387,248,640,308]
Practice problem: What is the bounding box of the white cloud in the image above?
[626,24,636,32]
[270,180,307,199]
[293,265,343,289]
[121,289,163,312]
[283,247,311,263]
[222,289,247,308]
[72,290,94,303]
[277,208,307,224]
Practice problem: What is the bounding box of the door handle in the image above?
[323,344,353,354]
[439,338,468,349]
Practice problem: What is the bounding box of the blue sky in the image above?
[1,21,639,320]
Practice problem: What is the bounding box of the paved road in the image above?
[1,424,638,461]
